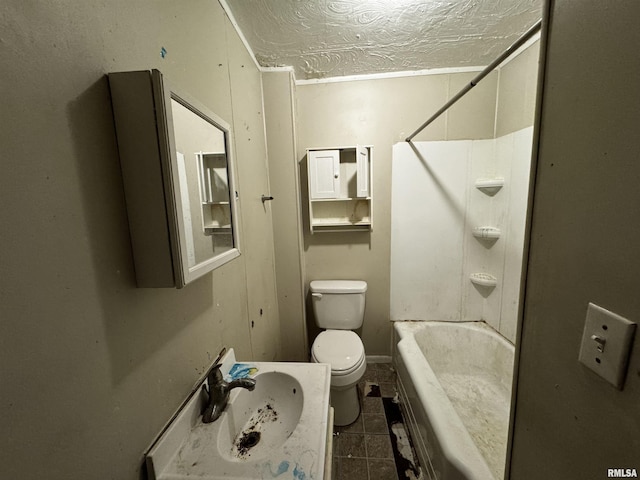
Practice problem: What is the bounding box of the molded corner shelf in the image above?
[475,178,504,196]
[470,273,498,288]
[472,227,501,239]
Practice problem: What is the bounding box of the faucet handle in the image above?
[202,347,227,397]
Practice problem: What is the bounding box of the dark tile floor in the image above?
[332,363,422,480]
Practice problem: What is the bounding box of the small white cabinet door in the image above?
[356,145,370,198]
[309,149,340,199]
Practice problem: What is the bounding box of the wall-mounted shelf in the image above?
[311,224,372,233]
[204,226,231,234]
[197,152,232,236]
[475,178,504,196]
[307,146,373,233]
[310,197,371,202]
[470,273,498,287]
[472,227,501,239]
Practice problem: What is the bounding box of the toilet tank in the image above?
[310,280,367,330]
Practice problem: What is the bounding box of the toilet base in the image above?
[331,384,361,426]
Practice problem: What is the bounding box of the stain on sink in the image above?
[236,430,261,455]
[232,402,280,459]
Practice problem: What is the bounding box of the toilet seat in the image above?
[311,330,365,375]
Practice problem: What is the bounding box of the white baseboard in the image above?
[366,355,392,364]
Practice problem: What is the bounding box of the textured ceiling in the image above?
[225,0,543,80]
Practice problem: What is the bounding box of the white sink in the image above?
[146,350,331,480]
[218,371,304,461]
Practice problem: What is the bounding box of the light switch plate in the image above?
[578,303,636,389]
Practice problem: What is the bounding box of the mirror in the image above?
[108,69,240,288]
[168,95,239,272]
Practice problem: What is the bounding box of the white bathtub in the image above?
[394,321,514,480]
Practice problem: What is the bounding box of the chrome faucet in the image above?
[202,365,256,423]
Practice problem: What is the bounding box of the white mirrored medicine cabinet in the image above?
[109,69,240,288]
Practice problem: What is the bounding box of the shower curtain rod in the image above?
[405,19,542,143]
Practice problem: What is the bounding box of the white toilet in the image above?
[310,280,367,426]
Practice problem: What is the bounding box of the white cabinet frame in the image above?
[306,145,373,233]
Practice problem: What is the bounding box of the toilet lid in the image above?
[312,330,365,373]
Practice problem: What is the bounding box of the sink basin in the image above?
[219,371,303,461]
[146,350,331,480]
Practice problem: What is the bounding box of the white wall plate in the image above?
[578,303,636,389]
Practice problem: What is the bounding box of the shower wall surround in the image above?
[390,127,533,343]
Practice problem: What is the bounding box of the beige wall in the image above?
[0,1,278,479]
[291,42,539,356]
[226,24,281,362]
[497,40,541,137]
[510,1,640,477]
[262,71,308,361]
[295,72,499,355]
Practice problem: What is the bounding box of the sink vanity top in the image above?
[146,350,332,480]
